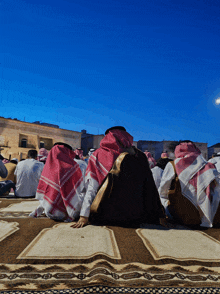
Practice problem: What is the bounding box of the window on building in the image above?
[21,139,27,148]
[40,141,45,148]
[9,155,11,160]
[39,137,53,150]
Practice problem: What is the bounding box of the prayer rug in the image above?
[1,198,220,293]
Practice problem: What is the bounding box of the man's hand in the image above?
[71,216,89,228]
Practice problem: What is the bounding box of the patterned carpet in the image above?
[1,197,220,293]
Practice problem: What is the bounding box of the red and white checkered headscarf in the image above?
[144,151,156,169]
[36,145,84,220]
[37,148,48,162]
[85,129,133,185]
[74,149,84,160]
[174,142,219,226]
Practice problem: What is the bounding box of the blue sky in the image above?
[1,0,220,146]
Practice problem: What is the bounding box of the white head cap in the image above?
[12,158,18,163]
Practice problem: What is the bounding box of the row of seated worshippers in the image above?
[29,126,220,229]
[0,145,93,199]
[30,127,167,228]
[150,150,220,190]
[0,147,51,197]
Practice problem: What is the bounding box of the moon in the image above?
[215,98,220,105]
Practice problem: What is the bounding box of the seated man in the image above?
[159,141,220,227]
[0,155,8,178]
[144,151,156,169]
[30,143,85,221]
[14,150,44,198]
[72,126,166,228]
[0,155,12,196]
[151,152,173,189]
[0,158,18,196]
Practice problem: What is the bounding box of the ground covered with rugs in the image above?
[1,197,220,293]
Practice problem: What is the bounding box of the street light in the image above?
[215,98,220,105]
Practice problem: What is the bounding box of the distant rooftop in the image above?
[0,116,60,129]
[33,121,59,128]
[210,143,220,148]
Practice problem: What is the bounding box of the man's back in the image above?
[0,162,16,183]
[15,159,44,197]
[0,159,8,179]
[90,148,164,226]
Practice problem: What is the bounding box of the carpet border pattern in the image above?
[1,286,220,293]
[2,264,220,290]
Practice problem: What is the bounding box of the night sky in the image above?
[1,0,220,145]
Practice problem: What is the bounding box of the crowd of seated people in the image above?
[28,127,165,227]
[0,149,47,197]
[1,126,220,229]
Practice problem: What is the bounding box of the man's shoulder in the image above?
[18,159,43,167]
[17,160,27,167]
[152,166,163,172]
[33,160,44,169]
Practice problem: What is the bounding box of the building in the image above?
[137,140,208,160]
[137,140,164,159]
[81,130,104,156]
[208,143,220,159]
[0,117,81,160]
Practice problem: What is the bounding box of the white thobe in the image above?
[14,159,44,197]
[80,177,99,218]
[151,166,164,189]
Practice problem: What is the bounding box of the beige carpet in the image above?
[137,224,220,261]
[0,220,19,242]
[18,224,121,259]
[0,200,39,212]
[1,198,220,292]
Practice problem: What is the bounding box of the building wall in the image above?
[137,141,163,160]
[0,118,81,160]
[81,134,105,155]
[93,135,104,149]
[208,146,220,159]
[162,141,178,160]
[208,147,214,159]
[194,142,208,160]
[81,135,94,156]
[133,141,138,148]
